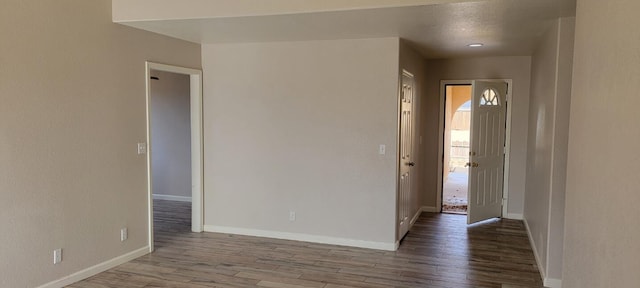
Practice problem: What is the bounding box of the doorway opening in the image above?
[145,62,203,252]
[436,80,512,224]
[149,69,192,244]
[443,85,472,214]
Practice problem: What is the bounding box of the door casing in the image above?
[436,79,513,218]
[145,62,204,252]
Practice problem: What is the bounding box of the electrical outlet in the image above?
[53,249,62,264]
[289,211,296,221]
[137,143,146,155]
[120,227,128,242]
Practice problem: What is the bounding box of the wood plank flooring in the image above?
[69,200,543,288]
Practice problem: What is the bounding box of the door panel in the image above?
[468,81,507,224]
[398,71,414,239]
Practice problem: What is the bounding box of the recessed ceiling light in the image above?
[468,43,484,47]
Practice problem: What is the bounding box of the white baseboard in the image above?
[421,206,439,213]
[544,278,562,288]
[204,225,396,251]
[523,218,547,285]
[506,213,523,220]
[36,246,149,288]
[410,208,422,226]
[153,194,192,202]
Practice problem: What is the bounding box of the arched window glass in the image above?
[480,88,499,106]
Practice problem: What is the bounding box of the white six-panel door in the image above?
[398,71,415,239]
[467,81,508,224]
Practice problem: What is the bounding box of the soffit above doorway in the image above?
[113,0,576,59]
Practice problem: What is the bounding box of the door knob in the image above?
[407,162,415,166]
[465,162,479,168]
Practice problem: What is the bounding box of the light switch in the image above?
[379,145,386,155]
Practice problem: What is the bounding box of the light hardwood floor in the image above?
[68,200,543,288]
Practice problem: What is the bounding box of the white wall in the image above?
[202,38,400,247]
[524,17,575,286]
[563,0,640,286]
[423,57,532,216]
[150,70,192,200]
[0,1,200,287]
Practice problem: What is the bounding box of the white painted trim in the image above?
[152,194,192,202]
[437,80,513,218]
[410,207,422,226]
[145,61,204,254]
[421,206,439,213]
[506,213,523,220]
[524,218,547,284]
[36,247,149,288]
[204,225,397,251]
[544,278,562,288]
[189,71,204,234]
[502,80,514,217]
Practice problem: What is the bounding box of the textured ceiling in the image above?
[116,0,576,59]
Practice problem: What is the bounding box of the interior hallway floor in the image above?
[68,200,543,288]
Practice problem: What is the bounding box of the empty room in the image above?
[1,1,639,288]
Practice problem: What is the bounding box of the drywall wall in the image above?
[524,17,575,285]
[0,1,200,287]
[563,0,640,286]
[112,0,467,21]
[524,20,558,282]
[150,70,192,200]
[547,16,574,282]
[202,38,400,246]
[399,40,427,234]
[423,57,532,215]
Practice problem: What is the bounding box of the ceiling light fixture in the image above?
[468,43,484,47]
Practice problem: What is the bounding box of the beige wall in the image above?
[450,86,472,114]
[524,17,575,283]
[444,86,453,181]
[150,70,192,199]
[563,0,640,286]
[0,1,201,287]
[202,38,400,245]
[399,40,427,234]
[423,57,532,215]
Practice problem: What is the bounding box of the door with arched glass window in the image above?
[468,81,508,224]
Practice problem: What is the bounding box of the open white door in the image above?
[467,81,507,224]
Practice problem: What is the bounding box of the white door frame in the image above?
[145,61,204,252]
[436,79,513,217]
